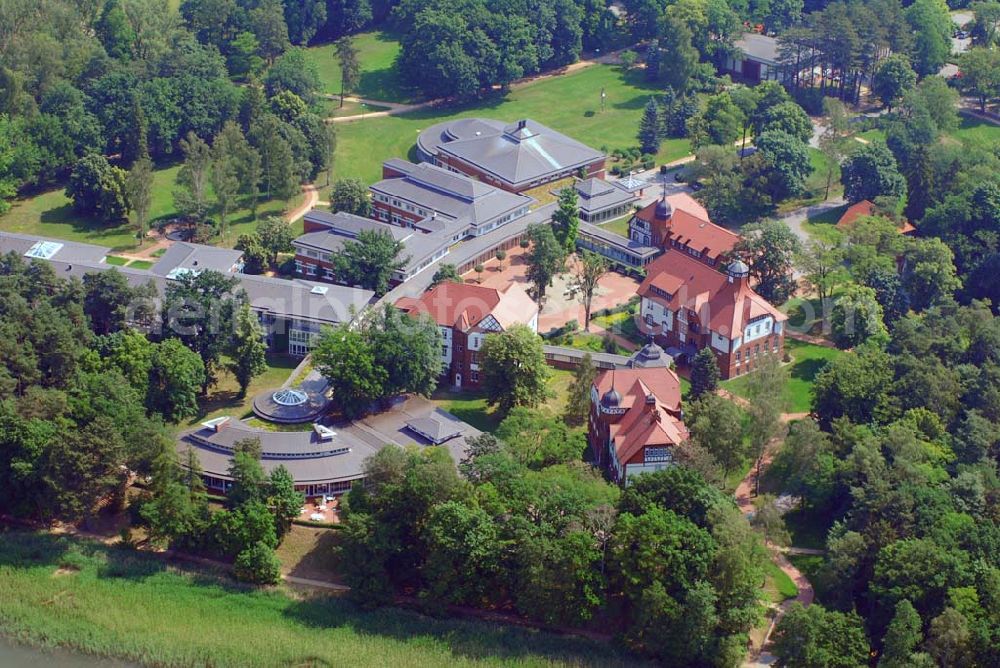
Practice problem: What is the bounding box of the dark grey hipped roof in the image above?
[570,178,637,215]
[578,222,660,259]
[303,210,412,241]
[405,416,464,444]
[417,118,605,188]
[371,160,533,229]
[735,34,780,64]
[151,242,243,277]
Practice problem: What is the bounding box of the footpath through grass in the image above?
[0,530,644,668]
[334,65,691,184]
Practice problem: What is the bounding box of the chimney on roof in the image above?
[517,119,527,130]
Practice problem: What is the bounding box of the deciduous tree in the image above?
[332,229,408,296]
[480,323,550,415]
[565,250,607,331]
[228,303,267,398]
[524,223,566,302]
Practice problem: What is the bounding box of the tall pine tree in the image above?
[638,96,662,154]
[690,347,721,399]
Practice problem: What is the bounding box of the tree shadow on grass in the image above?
[282,597,647,667]
[789,357,830,383]
[39,204,134,242]
[284,529,343,583]
[611,94,652,111]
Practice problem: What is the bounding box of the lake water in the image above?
[0,637,136,667]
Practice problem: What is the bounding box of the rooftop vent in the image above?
[310,285,329,295]
[314,424,336,441]
[201,416,231,432]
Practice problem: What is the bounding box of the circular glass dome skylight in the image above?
[272,389,308,406]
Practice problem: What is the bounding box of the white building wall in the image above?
[743,317,774,344]
[711,331,731,352]
[641,297,674,331]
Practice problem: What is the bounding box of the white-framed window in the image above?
[645,447,673,463]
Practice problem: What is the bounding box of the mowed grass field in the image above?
[304,31,418,104]
[432,368,576,433]
[333,65,692,184]
[178,353,300,434]
[723,339,842,414]
[858,114,1000,148]
[0,531,645,668]
[0,163,303,252]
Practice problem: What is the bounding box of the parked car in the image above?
[689,180,704,192]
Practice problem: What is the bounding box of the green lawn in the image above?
[304,31,417,104]
[591,309,645,346]
[0,163,302,252]
[333,65,692,184]
[105,255,128,266]
[432,369,575,433]
[0,531,643,668]
[764,559,798,603]
[599,214,632,238]
[127,259,154,270]
[777,148,842,213]
[951,114,1000,145]
[548,332,629,355]
[800,203,848,243]
[857,116,1000,149]
[723,339,842,414]
[178,354,300,433]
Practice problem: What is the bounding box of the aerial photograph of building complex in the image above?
[0,0,998,666]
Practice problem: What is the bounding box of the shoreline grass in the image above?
[0,530,644,668]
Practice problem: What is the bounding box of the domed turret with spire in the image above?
[727,258,750,282]
[601,386,622,408]
[600,369,622,410]
[654,181,673,220]
[628,336,672,369]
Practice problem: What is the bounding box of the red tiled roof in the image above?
[594,368,682,413]
[838,200,916,235]
[637,250,786,338]
[593,370,688,465]
[836,200,878,229]
[396,281,537,332]
[635,199,739,261]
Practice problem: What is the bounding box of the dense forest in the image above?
[0,0,334,228]
[0,255,306,583]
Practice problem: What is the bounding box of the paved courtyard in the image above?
[463,246,641,332]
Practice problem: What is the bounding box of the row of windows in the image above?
[373,192,431,219]
[735,338,780,364]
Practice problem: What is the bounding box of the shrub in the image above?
[234,541,281,584]
[792,88,825,115]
